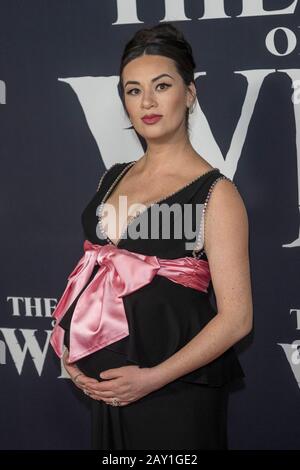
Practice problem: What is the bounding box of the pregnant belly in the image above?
[63,325,137,381]
[75,347,138,381]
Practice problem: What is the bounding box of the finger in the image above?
[88,380,119,393]
[87,387,113,395]
[87,390,117,400]
[99,368,123,379]
[88,389,129,404]
[76,380,97,391]
[88,393,105,401]
[86,391,114,403]
[77,377,99,387]
[66,365,82,378]
[71,372,84,383]
[84,385,125,399]
[74,380,94,392]
[72,374,87,385]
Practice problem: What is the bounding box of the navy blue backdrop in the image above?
[1,0,299,450]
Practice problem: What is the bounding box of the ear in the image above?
[186,82,197,108]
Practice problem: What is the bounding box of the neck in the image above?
[141,139,195,175]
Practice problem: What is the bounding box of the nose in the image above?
[141,88,157,109]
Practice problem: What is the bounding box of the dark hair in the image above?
[118,22,196,134]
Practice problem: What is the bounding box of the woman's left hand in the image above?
[83,365,163,406]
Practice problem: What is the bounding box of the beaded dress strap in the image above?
[96,163,120,192]
[192,175,239,259]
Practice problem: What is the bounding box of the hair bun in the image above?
[132,22,195,69]
[136,22,188,46]
[149,22,185,42]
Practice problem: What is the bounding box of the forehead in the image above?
[122,54,178,81]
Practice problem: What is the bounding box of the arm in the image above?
[150,178,253,389]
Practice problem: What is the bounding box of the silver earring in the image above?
[189,101,196,114]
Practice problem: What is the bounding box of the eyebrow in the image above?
[124,73,174,88]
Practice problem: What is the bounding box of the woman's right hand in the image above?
[63,348,100,395]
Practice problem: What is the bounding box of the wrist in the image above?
[148,364,171,389]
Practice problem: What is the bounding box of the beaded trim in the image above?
[192,175,239,259]
[97,161,137,245]
[98,162,220,247]
[96,162,120,192]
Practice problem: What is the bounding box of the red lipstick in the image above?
[141,114,162,124]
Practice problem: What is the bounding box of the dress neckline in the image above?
[98,160,219,247]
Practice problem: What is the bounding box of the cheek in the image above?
[124,97,140,116]
[164,92,186,115]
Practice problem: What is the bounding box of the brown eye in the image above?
[126,88,139,96]
[126,83,171,96]
[157,83,171,90]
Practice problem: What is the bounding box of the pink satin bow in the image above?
[50,239,211,363]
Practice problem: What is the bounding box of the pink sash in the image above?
[50,239,211,363]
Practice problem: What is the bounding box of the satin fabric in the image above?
[50,239,211,363]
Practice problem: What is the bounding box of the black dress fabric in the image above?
[59,161,245,450]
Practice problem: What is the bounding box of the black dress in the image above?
[59,161,245,450]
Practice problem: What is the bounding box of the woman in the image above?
[50,22,253,450]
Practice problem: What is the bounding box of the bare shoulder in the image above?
[207,175,247,217]
[204,176,249,255]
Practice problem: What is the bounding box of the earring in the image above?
[189,101,196,114]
